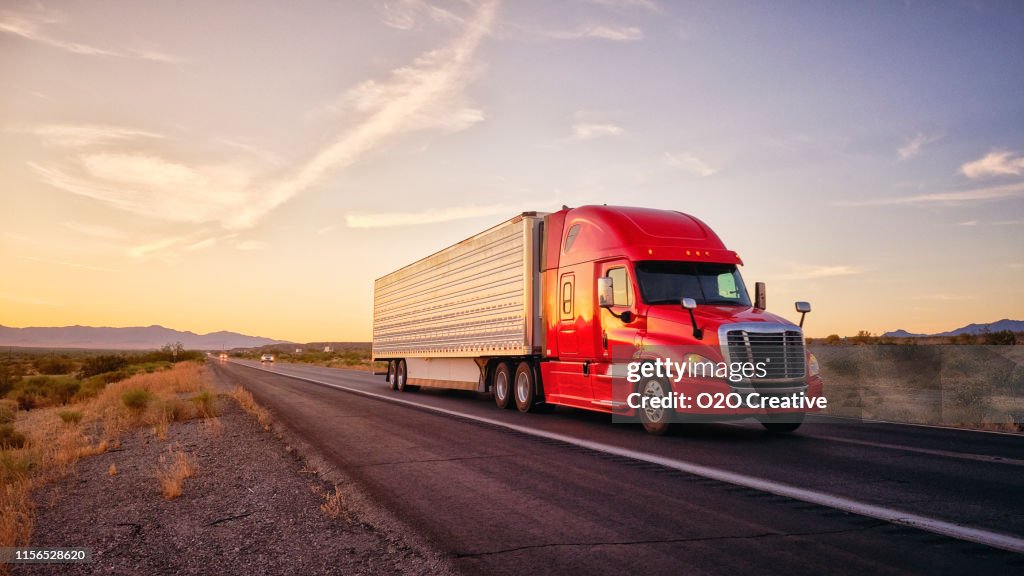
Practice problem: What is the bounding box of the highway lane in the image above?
[212,359,1023,574]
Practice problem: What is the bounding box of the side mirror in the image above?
[754,282,766,310]
[795,301,811,327]
[680,297,703,340]
[597,277,614,308]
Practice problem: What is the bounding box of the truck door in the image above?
[593,261,641,406]
[556,273,578,354]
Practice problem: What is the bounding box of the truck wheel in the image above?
[387,361,397,390]
[396,359,408,392]
[493,362,513,409]
[638,377,674,436]
[759,412,804,433]
[514,361,536,413]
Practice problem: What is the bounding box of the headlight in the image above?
[808,353,820,377]
[682,353,715,378]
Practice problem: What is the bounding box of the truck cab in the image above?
[538,205,824,433]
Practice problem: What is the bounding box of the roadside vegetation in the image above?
[809,332,1024,432]
[0,346,215,565]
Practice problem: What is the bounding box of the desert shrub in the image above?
[121,389,154,412]
[0,424,26,449]
[0,399,17,424]
[191,390,218,418]
[34,356,75,375]
[58,411,83,425]
[80,355,129,378]
[156,445,196,499]
[824,356,860,377]
[824,334,841,345]
[983,330,1016,346]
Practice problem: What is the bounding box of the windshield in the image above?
[635,261,751,306]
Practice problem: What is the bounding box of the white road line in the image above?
[812,414,1024,438]
[230,360,1024,555]
[814,435,1024,467]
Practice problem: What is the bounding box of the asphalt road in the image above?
[211,359,1024,575]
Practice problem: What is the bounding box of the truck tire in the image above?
[387,361,397,390]
[493,362,513,409]
[759,412,804,433]
[514,361,536,413]
[396,359,408,392]
[638,377,674,436]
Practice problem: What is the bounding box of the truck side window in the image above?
[561,278,574,319]
[606,267,632,306]
[717,272,739,299]
[564,224,581,253]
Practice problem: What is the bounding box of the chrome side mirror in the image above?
[680,297,703,340]
[597,277,614,308]
[795,301,811,327]
[681,297,697,310]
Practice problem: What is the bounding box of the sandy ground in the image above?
[16,366,454,576]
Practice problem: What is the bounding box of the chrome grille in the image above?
[723,326,805,381]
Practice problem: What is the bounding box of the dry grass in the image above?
[0,361,212,556]
[108,463,117,476]
[230,386,271,431]
[156,445,196,499]
[315,484,345,519]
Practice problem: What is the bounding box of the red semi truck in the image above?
[373,205,824,434]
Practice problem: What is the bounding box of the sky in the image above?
[1,0,1022,342]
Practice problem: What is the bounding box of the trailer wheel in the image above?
[387,361,397,390]
[493,362,513,409]
[396,359,408,392]
[638,377,674,436]
[759,412,804,433]
[514,361,536,413]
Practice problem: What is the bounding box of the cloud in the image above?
[573,122,623,140]
[225,0,499,230]
[184,237,218,251]
[665,151,717,177]
[0,292,64,307]
[586,0,660,11]
[839,182,1024,206]
[316,225,337,236]
[960,150,1024,178]
[782,265,862,280]
[376,0,466,30]
[15,124,164,147]
[915,293,972,302]
[956,220,977,227]
[897,132,941,161]
[0,9,179,63]
[345,203,516,228]
[29,154,250,224]
[128,235,190,259]
[545,25,643,41]
[63,221,126,240]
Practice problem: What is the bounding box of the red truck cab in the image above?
[538,205,824,433]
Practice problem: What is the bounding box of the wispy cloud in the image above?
[63,221,126,240]
[14,124,164,147]
[184,237,218,252]
[226,0,499,231]
[545,25,643,41]
[839,182,1024,206]
[17,255,119,273]
[573,122,623,140]
[316,225,337,236]
[0,8,179,63]
[29,155,250,225]
[782,265,862,280]
[665,151,717,177]
[376,0,466,30]
[915,293,972,302]
[960,150,1024,178]
[128,235,191,259]
[897,132,941,161]
[586,0,660,12]
[346,203,515,228]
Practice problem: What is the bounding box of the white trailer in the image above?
[372,212,545,392]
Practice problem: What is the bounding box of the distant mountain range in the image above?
[0,325,289,350]
[883,319,1024,338]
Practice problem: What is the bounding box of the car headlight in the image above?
[808,353,820,377]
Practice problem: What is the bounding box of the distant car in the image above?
[260,353,275,363]
[219,353,228,361]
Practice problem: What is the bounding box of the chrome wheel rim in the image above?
[642,379,666,423]
[496,371,508,401]
[516,371,530,404]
